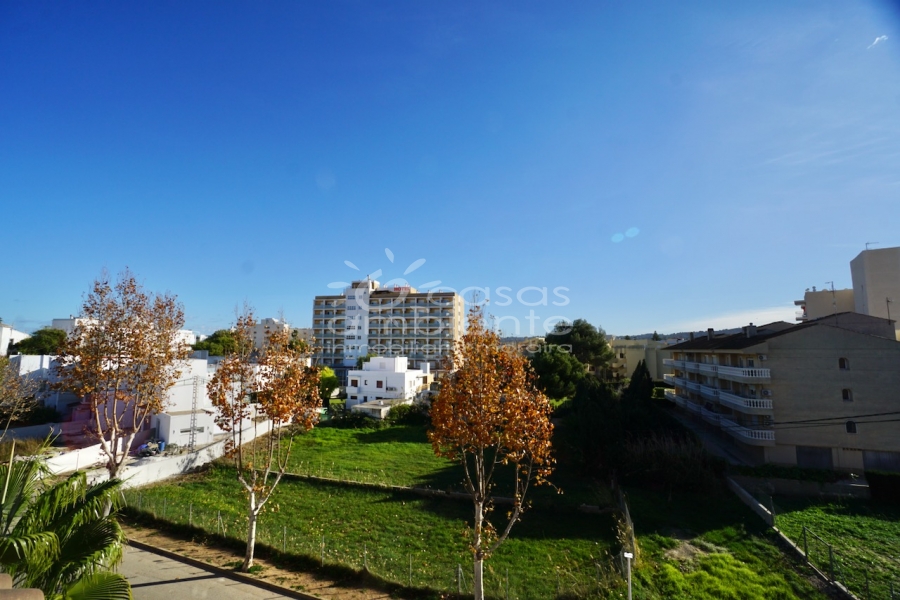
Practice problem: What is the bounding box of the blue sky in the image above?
[2,1,899,337]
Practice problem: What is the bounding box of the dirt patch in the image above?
[663,540,707,563]
[123,521,393,599]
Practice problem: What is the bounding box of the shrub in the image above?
[621,434,726,494]
[866,470,900,504]
[321,410,384,429]
[385,403,429,426]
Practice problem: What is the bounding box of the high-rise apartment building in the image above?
[312,280,464,376]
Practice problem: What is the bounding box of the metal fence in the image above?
[752,491,900,600]
[122,489,627,599]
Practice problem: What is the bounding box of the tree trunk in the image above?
[242,492,258,572]
[473,500,484,600]
[473,554,484,600]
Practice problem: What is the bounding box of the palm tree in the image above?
[0,441,132,599]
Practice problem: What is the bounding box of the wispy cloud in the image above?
[660,306,798,335]
[868,35,888,49]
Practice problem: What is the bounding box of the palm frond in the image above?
[58,571,132,600]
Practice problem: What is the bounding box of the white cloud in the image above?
[868,35,888,49]
[660,305,798,334]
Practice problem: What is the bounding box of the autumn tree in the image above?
[54,269,190,479]
[429,306,554,600]
[207,309,320,572]
[0,357,39,440]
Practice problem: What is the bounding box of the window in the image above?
[846,421,857,434]
[839,357,850,370]
[377,380,383,388]
[842,388,853,402]
[350,379,358,386]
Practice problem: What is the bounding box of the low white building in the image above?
[346,356,430,416]
[151,358,225,449]
[0,323,30,356]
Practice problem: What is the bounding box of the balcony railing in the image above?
[701,407,721,426]
[699,364,718,375]
[662,358,675,367]
[716,366,771,381]
[720,418,775,446]
[685,401,702,414]
[700,385,719,399]
[718,391,773,413]
[664,389,677,402]
[684,361,701,373]
[686,381,701,392]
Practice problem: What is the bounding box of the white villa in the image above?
[346,356,431,419]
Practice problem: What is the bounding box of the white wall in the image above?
[0,325,30,356]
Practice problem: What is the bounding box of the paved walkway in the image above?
[121,545,293,600]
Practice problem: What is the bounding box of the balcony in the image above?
[699,363,718,375]
[686,381,701,393]
[664,389,677,402]
[685,401,702,414]
[720,418,775,446]
[684,361,701,373]
[716,366,771,382]
[701,407,721,426]
[718,391,773,415]
[700,385,719,400]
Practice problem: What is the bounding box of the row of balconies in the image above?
[665,391,776,446]
[663,359,771,382]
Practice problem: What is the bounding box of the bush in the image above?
[320,410,385,430]
[867,470,900,504]
[732,463,842,484]
[621,434,727,494]
[385,403,429,426]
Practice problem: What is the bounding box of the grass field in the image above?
[125,464,619,599]
[773,496,900,599]
[277,425,608,509]
[125,423,829,599]
[625,488,826,599]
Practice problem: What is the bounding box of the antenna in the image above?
[865,242,879,251]
[826,281,838,324]
[888,297,894,325]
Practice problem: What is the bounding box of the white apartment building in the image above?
[664,314,900,472]
[0,323,30,356]
[312,280,464,375]
[346,356,430,417]
[251,317,291,350]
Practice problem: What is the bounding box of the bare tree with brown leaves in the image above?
[0,357,40,441]
[207,308,321,572]
[429,305,555,600]
[54,269,189,479]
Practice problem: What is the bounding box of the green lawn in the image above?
[125,465,617,599]
[626,488,827,599]
[773,496,900,599]
[280,425,610,509]
[124,424,830,599]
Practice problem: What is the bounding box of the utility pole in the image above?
[826,281,838,324]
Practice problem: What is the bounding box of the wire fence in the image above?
[751,491,900,600]
[121,489,630,599]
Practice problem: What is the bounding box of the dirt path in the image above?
[122,521,394,600]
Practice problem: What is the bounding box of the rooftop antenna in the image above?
[865,242,879,251]
[826,281,838,324]
[888,298,894,325]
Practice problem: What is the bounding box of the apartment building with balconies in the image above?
[312,279,464,377]
[663,313,900,472]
